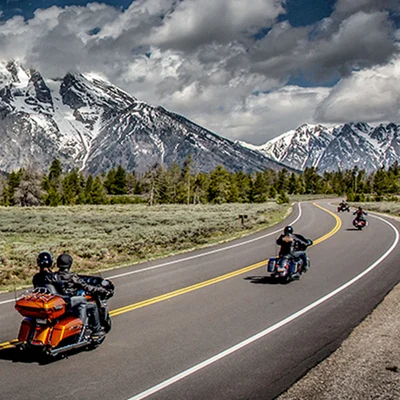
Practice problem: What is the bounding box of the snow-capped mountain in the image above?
[0,61,284,175]
[241,122,400,173]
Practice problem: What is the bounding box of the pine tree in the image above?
[91,176,109,204]
[44,159,63,206]
[233,171,251,202]
[252,172,268,202]
[276,190,289,204]
[208,165,231,204]
[303,167,321,194]
[84,175,94,204]
[104,168,117,194]
[287,172,300,195]
[193,172,209,204]
[61,169,82,205]
[49,159,62,183]
[275,168,289,193]
[3,170,21,205]
[373,167,388,196]
[113,165,128,195]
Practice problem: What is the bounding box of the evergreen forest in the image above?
[2,156,400,207]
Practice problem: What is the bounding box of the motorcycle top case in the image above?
[15,290,67,320]
[267,257,278,272]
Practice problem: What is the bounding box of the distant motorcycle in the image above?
[337,204,350,212]
[353,218,367,230]
[14,275,114,359]
[267,238,313,283]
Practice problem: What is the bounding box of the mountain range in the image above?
[0,60,286,175]
[1,60,399,176]
[240,122,400,174]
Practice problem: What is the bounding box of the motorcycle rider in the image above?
[339,200,348,210]
[276,226,311,276]
[353,206,368,222]
[33,251,60,292]
[55,253,106,337]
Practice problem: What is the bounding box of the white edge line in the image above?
[0,204,302,306]
[127,214,399,400]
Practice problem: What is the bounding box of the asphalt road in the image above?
[0,201,399,400]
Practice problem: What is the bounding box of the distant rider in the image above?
[276,226,312,275]
[353,206,368,222]
[339,200,348,209]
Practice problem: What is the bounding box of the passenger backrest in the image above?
[42,283,59,294]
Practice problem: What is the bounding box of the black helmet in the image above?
[57,253,73,271]
[37,252,53,269]
[284,226,293,235]
[358,206,363,210]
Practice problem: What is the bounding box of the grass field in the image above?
[352,202,400,217]
[0,202,290,291]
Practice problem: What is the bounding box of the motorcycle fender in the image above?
[50,316,83,348]
[18,318,33,342]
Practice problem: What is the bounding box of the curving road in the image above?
[0,201,399,400]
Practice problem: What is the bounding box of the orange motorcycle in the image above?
[14,275,114,358]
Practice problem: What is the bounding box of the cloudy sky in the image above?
[0,0,399,145]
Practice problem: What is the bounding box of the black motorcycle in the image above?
[337,204,350,212]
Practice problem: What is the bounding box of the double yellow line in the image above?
[1,203,341,349]
[110,261,267,317]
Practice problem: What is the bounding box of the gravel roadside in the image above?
[278,211,400,400]
[278,282,400,399]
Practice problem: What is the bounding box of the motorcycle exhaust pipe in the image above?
[46,339,91,357]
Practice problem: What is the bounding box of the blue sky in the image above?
[0,0,399,144]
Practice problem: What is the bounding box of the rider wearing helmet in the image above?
[354,206,368,222]
[32,251,59,292]
[276,226,311,276]
[55,253,106,337]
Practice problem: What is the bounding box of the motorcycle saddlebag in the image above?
[267,258,277,272]
[15,290,67,320]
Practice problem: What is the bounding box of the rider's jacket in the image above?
[354,210,368,220]
[32,270,60,290]
[276,233,309,256]
[55,270,105,297]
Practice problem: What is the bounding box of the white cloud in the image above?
[0,0,398,145]
[199,86,331,145]
[334,0,398,14]
[148,0,285,50]
[316,55,400,123]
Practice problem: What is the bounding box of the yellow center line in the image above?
[311,202,342,245]
[110,261,266,316]
[1,202,341,348]
[110,202,341,317]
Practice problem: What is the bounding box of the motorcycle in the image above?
[337,204,350,212]
[267,237,313,282]
[14,275,114,358]
[353,218,367,230]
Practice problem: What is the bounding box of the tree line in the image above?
[1,156,400,207]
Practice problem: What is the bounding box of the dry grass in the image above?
[0,202,289,291]
[352,201,400,217]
